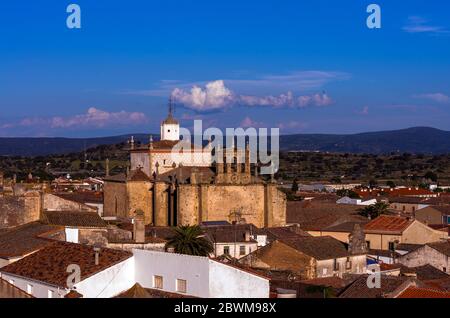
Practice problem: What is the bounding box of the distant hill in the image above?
[0,127,449,156]
[279,127,450,154]
[0,134,151,157]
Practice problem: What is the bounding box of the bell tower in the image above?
[160,96,180,141]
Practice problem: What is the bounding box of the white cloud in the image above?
[171,80,333,111]
[357,106,369,115]
[403,16,449,34]
[124,70,349,99]
[240,116,264,128]
[414,93,450,104]
[172,80,234,111]
[3,108,148,130]
[277,120,308,132]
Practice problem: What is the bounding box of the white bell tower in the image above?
[160,96,180,141]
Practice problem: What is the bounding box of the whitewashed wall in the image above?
[134,249,210,298]
[0,273,67,298]
[75,257,135,298]
[208,260,269,298]
[133,249,270,298]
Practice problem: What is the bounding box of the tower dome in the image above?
[160,96,180,141]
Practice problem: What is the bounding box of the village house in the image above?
[398,240,450,274]
[309,215,448,251]
[336,196,377,206]
[415,206,450,226]
[42,210,108,246]
[388,197,430,214]
[0,222,64,268]
[0,241,270,298]
[239,235,367,280]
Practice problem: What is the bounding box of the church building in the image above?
[103,99,287,228]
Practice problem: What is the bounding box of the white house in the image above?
[0,242,270,298]
[337,196,377,206]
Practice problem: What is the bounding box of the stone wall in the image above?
[103,181,127,218]
[176,183,286,228]
[0,192,41,229]
[43,193,96,212]
[398,245,449,274]
[126,181,153,224]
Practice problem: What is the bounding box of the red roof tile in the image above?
[0,241,132,288]
[397,286,450,298]
[364,215,413,234]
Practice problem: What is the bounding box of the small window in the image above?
[168,129,171,133]
[48,290,53,298]
[443,267,447,273]
[224,246,230,255]
[388,242,395,251]
[346,257,352,270]
[153,275,163,289]
[366,241,371,249]
[239,246,246,256]
[176,279,187,293]
[27,284,33,295]
[333,259,340,271]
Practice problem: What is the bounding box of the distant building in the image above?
[336,196,377,206]
[415,206,450,226]
[398,241,450,274]
[239,236,367,280]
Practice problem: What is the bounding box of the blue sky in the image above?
[0,0,449,137]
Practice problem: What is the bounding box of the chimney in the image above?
[94,246,101,265]
[133,210,146,243]
[245,141,251,175]
[244,230,251,242]
[105,158,110,177]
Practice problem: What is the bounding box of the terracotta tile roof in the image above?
[338,275,413,298]
[0,278,33,298]
[428,205,450,215]
[64,290,83,298]
[356,188,435,198]
[0,241,132,288]
[262,226,311,240]
[427,240,450,257]
[204,225,258,243]
[55,191,103,204]
[397,286,450,298]
[423,277,450,291]
[128,169,152,182]
[0,222,63,259]
[43,211,106,228]
[280,236,353,260]
[400,264,450,281]
[364,215,413,234]
[286,201,366,231]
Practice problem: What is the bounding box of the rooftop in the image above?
[280,236,354,260]
[0,278,33,298]
[427,240,450,257]
[364,215,413,234]
[397,286,450,298]
[43,210,107,228]
[0,241,132,288]
[0,222,63,259]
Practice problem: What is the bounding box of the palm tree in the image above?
[359,202,389,219]
[165,225,214,257]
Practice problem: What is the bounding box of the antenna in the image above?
[168,95,176,117]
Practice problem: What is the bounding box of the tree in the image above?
[305,285,335,298]
[424,171,438,182]
[359,202,389,219]
[386,181,396,188]
[291,179,299,193]
[165,225,214,257]
[336,189,360,199]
